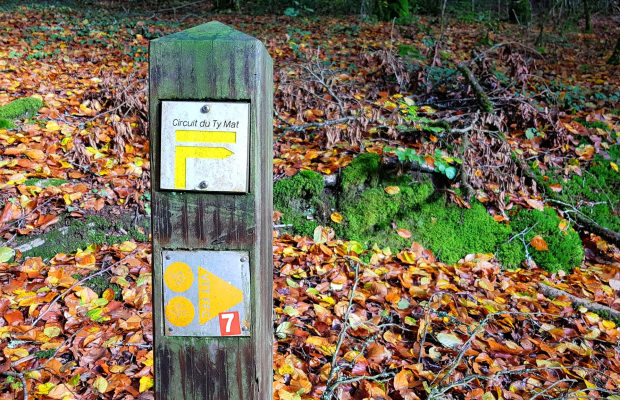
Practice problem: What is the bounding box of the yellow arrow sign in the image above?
[198,266,243,324]
[176,130,236,143]
[174,146,234,189]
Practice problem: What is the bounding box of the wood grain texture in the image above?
[149,21,273,400]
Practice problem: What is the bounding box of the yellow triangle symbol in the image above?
[198,266,243,324]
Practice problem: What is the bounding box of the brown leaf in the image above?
[530,235,549,251]
[525,198,545,211]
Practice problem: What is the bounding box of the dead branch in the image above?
[277,116,356,133]
[538,282,620,321]
[457,63,493,112]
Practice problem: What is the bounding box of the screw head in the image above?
[240,256,248,263]
[199,181,208,189]
[200,104,210,113]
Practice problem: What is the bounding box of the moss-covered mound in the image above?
[274,170,326,237]
[0,118,14,129]
[0,96,43,120]
[0,97,43,130]
[547,144,620,232]
[275,152,585,273]
[498,208,584,273]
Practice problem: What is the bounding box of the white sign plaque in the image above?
[160,101,249,192]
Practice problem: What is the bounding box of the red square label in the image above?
[218,312,241,336]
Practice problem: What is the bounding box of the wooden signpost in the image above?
[149,22,273,399]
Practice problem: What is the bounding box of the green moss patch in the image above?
[15,214,149,260]
[0,118,15,129]
[275,152,585,273]
[274,170,326,237]
[23,178,70,188]
[547,144,620,232]
[408,200,512,264]
[499,208,584,273]
[0,97,43,120]
[81,274,122,300]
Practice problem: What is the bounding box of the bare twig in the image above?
[322,260,361,400]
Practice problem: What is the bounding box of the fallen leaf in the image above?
[397,229,411,239]
[530,235,549,251]
[92,375,108,394]
[525,198,545,211]
[0,247,14,263]
[119,241,137,252]
[330,212,343,223]
[436,332,463,349]
[385,186,400,195]
[139,376,154,393]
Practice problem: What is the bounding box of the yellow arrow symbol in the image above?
[198,266,243,324]
[176,130,236,143]
[174,146,234,189]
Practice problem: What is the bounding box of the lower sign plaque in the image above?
[162,250,251,337]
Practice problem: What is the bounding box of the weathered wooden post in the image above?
[149,22,273,399]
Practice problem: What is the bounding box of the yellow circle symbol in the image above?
[164,262,193,292]
[165,296,195,327]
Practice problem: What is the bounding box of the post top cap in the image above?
[152,21,258,43]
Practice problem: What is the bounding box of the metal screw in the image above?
[199,181,208,189]
[200,104,210,113]
[240,256,248,262]
[165,255,170,260]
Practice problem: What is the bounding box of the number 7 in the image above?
[218,311,241,336]
[221,313,234,332]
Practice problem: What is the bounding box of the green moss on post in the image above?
[0,97,43,119]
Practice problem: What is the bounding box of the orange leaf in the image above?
[549,183,562,192]
[563,122,579,135]
[397,229,412,239]
[4,309,23,325]
[530,235,549,251]
[558,220,568,232]
[25,149,46,161]
[394,369,413,391]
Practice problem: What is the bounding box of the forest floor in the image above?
[0,2,619,399]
